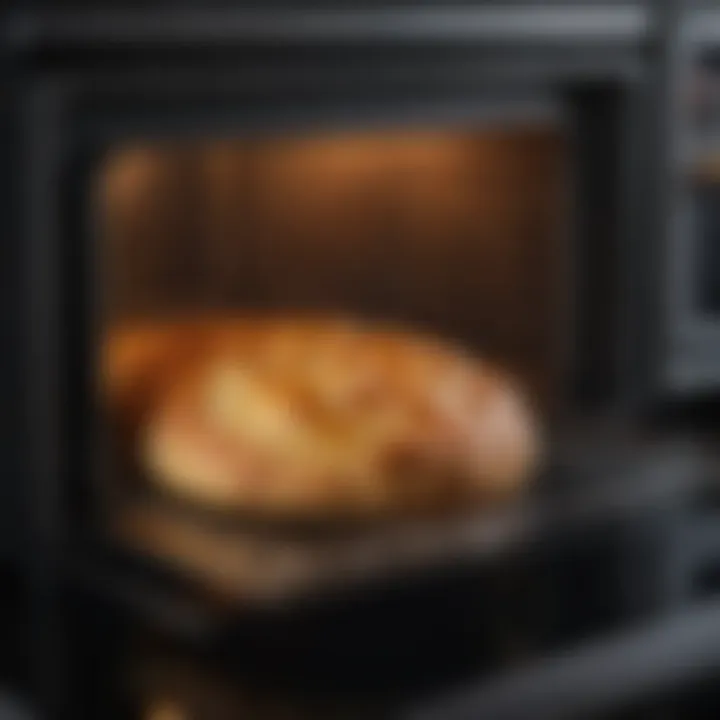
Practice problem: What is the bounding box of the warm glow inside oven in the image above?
[95,121,570,606]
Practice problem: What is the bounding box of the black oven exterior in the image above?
[661,14,720,395]
[2,4,709,719]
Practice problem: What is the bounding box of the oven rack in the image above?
[77,438,708,639]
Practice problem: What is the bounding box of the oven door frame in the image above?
[23,65,646,538]
[18,31,649,718]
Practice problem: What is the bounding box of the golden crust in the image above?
[102,316,540,519]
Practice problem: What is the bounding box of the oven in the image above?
[9,4,720,720]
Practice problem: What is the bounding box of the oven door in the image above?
[19,35,645,718]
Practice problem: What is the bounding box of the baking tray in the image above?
[101,434,705,609]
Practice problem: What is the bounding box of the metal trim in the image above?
[4,6,651,52]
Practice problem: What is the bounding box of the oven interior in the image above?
[93,116,580,577]
[99,123,570,413]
